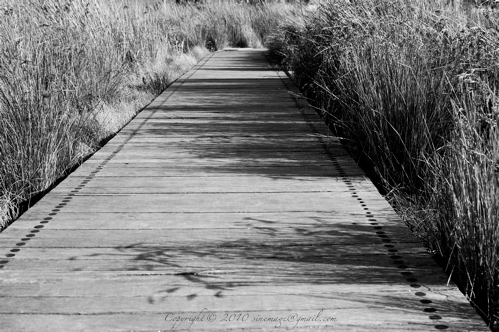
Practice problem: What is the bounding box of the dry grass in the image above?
[270,0,499,327]
[0,0,297,229]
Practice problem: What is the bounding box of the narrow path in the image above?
[0,50,487,331]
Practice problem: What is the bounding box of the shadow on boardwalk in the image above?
[82,226,480,325]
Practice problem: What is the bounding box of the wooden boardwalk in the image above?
[0,50,488,331]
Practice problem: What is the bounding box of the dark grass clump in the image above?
[269,0,499,328]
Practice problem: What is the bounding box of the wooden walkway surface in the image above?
[0,50,488,331]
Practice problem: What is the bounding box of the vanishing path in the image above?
[0,50,488,331]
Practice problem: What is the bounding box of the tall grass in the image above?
[0,0,297,229]
[270,0,499,327]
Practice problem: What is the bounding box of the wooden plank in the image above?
[0,293,471,315]
[0,228,419,248]
[0,267,448,287]
[0,312,483,332]
[48,176,374,194]
[0,255,444,276]
[9,211,402,230]
[0,281,455,298]
[18,192,394,214]
[0,241,430,261]
[94,145,329,154]
[86,150,333,160]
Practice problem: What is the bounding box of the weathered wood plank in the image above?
[48,176,372,194]
[0,241,430,261]
[0,255,443,276]
[0,229,419,248]
[9,211,402,230]
[17,193,393,214]
[0,281,453,298]
[0,313,482,332]
[0,294,471,315]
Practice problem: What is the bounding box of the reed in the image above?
[270,0,499,327]
[0,0,296,229]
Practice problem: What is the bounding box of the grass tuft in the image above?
[0,0,298,229]
[270,0,499,327]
